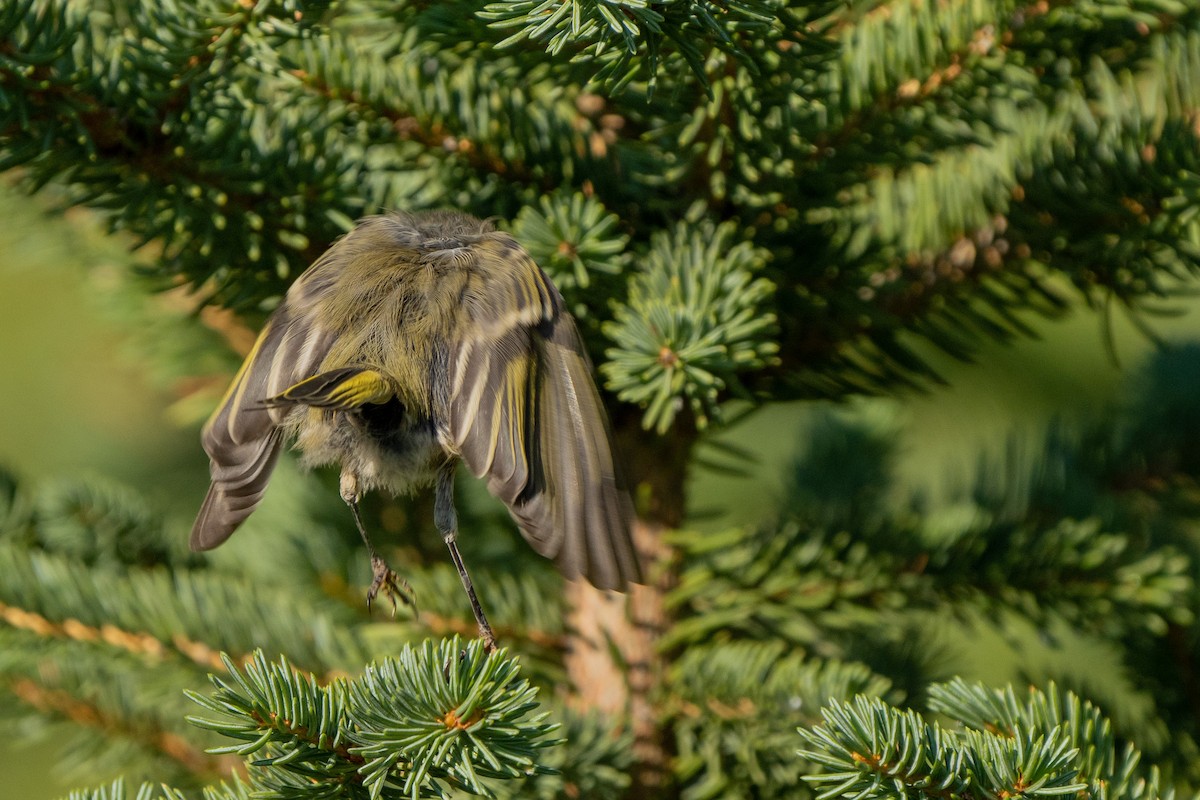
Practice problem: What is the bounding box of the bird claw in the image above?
[366,554,415,616]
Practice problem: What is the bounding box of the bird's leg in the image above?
[435,461,497,652]
[340,472,413,614]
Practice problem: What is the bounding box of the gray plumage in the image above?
[191,210,641,591]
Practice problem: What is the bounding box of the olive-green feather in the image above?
[191,296,336,551]
[447,237,640,590]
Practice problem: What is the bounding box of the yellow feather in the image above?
[331,371,393,406]
[207,321,272,443]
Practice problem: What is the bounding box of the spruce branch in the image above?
[670,641,894,718]
[927,680,1120,781]
[0,626,229,786]
[505,709,633,799]
[602,216,778,432]
[922,681,1179,800]
[799,696,977,800]
[0,540,369,674]
[186,650,365,792]
[0,468,370,676]
[509,191,629,302]
[277,4,666,209]
[669,498,1190,650]
[29,476,193,569]
[0,0,374,309]
[479,0,806,94]
[0,467,577,795]
[6,0,1200,403]
[797,684,1177,800]
[187,640,558,799]
[666,398,1196,653]
[380,564,568,685]
[60,780,188,800]
[282,32,553,192]
[925,516,1194,636]
[668,642,895,799]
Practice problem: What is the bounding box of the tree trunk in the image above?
[564,412,694,796]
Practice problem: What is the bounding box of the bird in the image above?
[189,210,641,649]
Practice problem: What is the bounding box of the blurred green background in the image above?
[2,181,1198,796]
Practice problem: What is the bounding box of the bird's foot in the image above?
[366,554,415,616]
[476,617,498,653]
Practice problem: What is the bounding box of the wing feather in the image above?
[539,317,637,588]
[190,302,334,551]
[448,236,640,589]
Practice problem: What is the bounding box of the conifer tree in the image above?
[3,0,1200,797]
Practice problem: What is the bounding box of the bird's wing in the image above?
[446,235,641,589]
[190,292,335,551]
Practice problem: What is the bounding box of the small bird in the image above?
[190,210,641,649]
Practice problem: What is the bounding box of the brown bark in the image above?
[565,519,675,791]
[564,413,694,796]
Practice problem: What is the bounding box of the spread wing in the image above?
[190,294,335,551]
[446,235,641,590]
